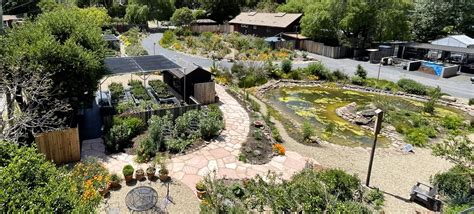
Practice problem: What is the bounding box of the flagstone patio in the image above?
[82,84,314,196]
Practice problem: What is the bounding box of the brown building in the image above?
[229,12,302,37]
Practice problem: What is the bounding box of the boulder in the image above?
[354,116,371,125]
[440,95,457,103]
[360,109,376,117]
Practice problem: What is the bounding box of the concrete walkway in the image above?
[82,84,311,193]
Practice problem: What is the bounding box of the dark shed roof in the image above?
[164,67,212,79]
[105,55,181,75]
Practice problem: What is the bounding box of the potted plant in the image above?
[110,173,122,188]
[98,182,109,196]
[146,166,156,180]
[135,168,145,181]
[195,180,207,199]
[123,165,134,183]
[158,163,169,182]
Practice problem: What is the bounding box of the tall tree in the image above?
[411,0,474,42]
[128,0,175,21]
[170,7,195,27]
[0,8,107,142]
[199,0,241,23]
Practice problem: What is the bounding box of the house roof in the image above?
[229,12,302,28]
[407,43,474,54]
[431,35,474,48]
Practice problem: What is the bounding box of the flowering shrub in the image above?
[70,158,110,204]
[272,143,286,155]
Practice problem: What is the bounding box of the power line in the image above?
[4,0,35,13]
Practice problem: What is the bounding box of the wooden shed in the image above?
[162,67,216,104]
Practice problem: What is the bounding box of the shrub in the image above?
[160,30,176,48]
[281,59,292,73]
[328,201,372,213]
[324,122,336,136]
[109,82,124,102]
[196,180,207,191]
[317,169,361,201]
[271,127,282,142]
[397,79,427,95]
[199,107,224,140]
[253,129,263,140]
[305,62,334,81]
[406,129,429,147]
[469,98,474,106]
[424,86,441,114]
[442,115,463,130]
[301,120,314,140]
[431,166,472,204]
[105,124,131,152]
[116,100,135,114]
[250,99,260,112]
[355,64,367,79]
[136,138,157,162]
[288,68,302,80]
[125,44,148,56]
[148,80,172,98]
[272,143,285,155]
[123,165,134,177]
[166,138,192,153]
[364,187,385,209]
[333,69,349,81]
[174,110,202,140]
[351,76,366,86]
[129,80,151,100]
[0,142,96,212]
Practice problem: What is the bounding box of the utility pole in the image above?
[366,109,384,187]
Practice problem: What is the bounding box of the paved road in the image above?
[142,33,474,99]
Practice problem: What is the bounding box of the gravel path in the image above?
[249,94,453,213]
[100,179,200,213]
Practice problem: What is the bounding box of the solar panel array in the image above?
[105,55,181,75]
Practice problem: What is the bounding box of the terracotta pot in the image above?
[147,172,155,180]
[110,181,121,188]
[196,190,206,199]
[159,174,170,182]
[98,187,109,196]
[125,175,133,182]
[136,173,144,181]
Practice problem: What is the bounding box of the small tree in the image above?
[281,59,292,73]
[432,135,473,169]
[423,86,441,114]
[301,120,314,140]
[170,7,195,27]
[355,64,367,79]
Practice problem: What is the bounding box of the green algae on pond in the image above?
[267,86,471,148]
[267,86,389,147]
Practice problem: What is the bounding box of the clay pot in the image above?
[196,190,206,200]
[98,187,109,196]
[125,175,133,183]
[110,181,121,188]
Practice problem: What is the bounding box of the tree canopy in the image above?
[0,7,107,142]
[299,0,412,47]
[171,7,196,27]
[127,0,175,21]
[199,0,241,23]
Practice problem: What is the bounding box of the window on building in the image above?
[253,25,257,30]
[241,24,248,28]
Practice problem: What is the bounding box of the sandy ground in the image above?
[99,73,163,91]
[250,94,453,213]
[100,179,200,213]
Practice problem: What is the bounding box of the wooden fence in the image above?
[190,24,233,34]
[300,40,352,59]
[194,82,216,105]
[35,128,81,164]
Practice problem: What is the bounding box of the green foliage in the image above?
[277,0,317,13]
[355,64,367,79]
[431,166,472,204]
[105,116,145,152]
[301,120,314,140]
[128,0,175,21]
[405,129,429,147]
[123,165,134,176]
[324,122,336,136]
[305,62,334,81]
[232,62,268,88]
[200,168,368,212]
[125,44,148,56]
[171,7,195,26]
[364,188,385,209]
[333,69,349,82]
[199,0,241,23]
[0,142,94,212]
[2,8,107,111]
[432,135,473,169]
[129,80,151,100]
[199,105,224,140]
[351,76,366,86]
[148,80,172,98]
[397,79,428,95]
[423,86,441,114]
[166,138,192,153]
[160,30,177,48]
[281,59,292,73]
[469,98,474,106]
[253,129,263,141]
[364,78,400,91]
[442,115,463,130]
[109,82,124,102]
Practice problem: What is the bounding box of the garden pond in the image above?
[266,86,471,147]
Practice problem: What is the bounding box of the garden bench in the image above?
[410,182,442,211]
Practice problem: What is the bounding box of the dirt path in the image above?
[248,94,453,213]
